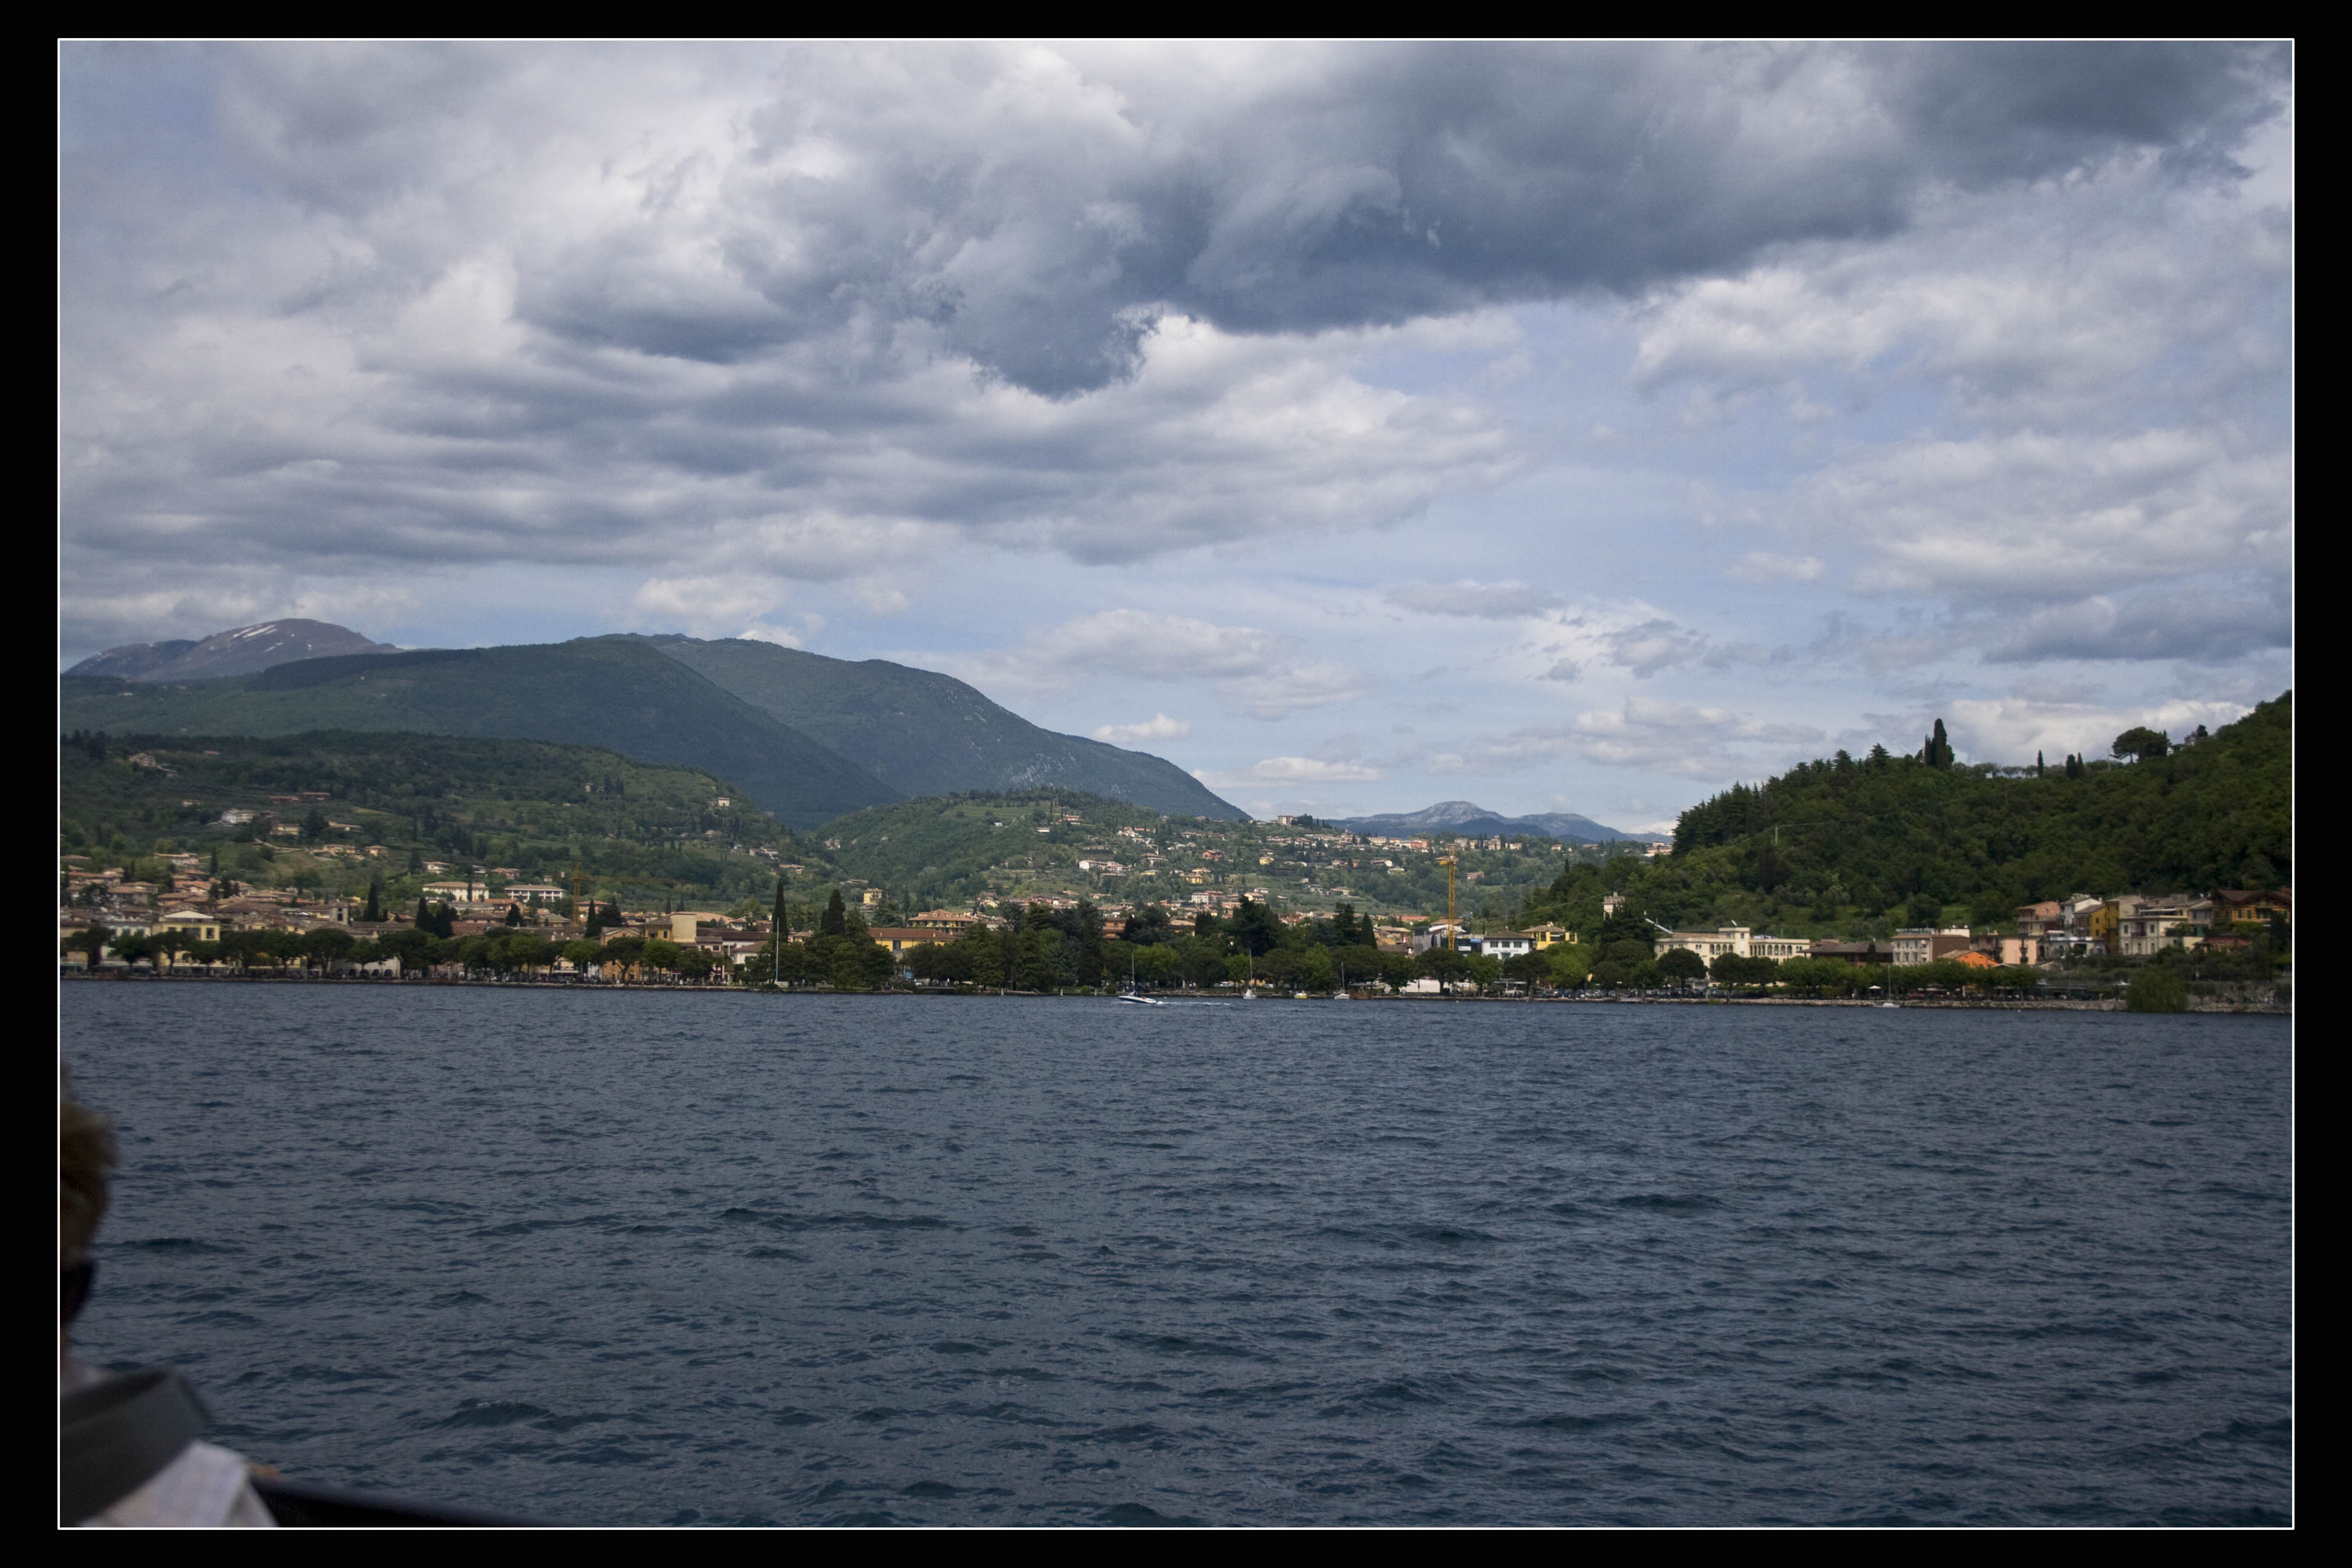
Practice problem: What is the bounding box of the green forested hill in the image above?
[57,639,897,829]
[59,731,834,909]
[1526,693,2290,939]
[644,635,1247,819]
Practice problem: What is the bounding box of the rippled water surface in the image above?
[64,985,2291,1525]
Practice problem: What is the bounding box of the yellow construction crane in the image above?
[567,860,587,922]
[1439,855,1458,950]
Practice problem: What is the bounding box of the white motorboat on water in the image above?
[1115,992,1165,1006]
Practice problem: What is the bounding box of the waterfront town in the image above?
[59,801,2290,1000]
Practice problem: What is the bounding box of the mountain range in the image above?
[60,622,1243,829]
[67,619,398,682]
[1336,800,1665,844]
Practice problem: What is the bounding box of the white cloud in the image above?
[1820,429,2290,603]
[950,609,1368,720]
[1217,661,1371,720]
[736,622,805,648]
[950,609,1283,691]
[1569,697,1823,779]
[1603,618,1711,678]
[1383,579,1565,619]
[849,580,912,617]
[1726,552,1823,583]
[1938,695,2251,766]
[1193,756,1385,787]
[1093,712,1191,744]
[629,575,784,638]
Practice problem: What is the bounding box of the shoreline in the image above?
[56,972,2288,1013]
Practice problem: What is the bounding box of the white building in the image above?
[1658,926,1809,964]
[1472,930,1535,961]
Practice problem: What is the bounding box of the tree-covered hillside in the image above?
[59,731,836,910]
[57,638,896,828]
[645,635,1248,818]
[1526,693,2290,940]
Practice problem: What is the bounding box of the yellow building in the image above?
[867,929,936,956]
[1526,924,1575,950]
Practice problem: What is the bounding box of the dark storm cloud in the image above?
[453,41,2287,395]
[57,41,2290,661]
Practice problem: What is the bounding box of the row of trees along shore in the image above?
[61,896,2201,1010]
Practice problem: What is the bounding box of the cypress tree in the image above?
[769,880,791,985]
[822,889,848,937]
[2036,750,2045,777]
[363,879,384,923]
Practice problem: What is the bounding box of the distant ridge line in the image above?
[1335,800,1667,844]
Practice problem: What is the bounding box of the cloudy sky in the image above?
[59,42,2292,828]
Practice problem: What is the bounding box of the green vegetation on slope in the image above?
[58,638,897,829]
[815,787,1591,918]
[59,731,839,910]
[1520,692,2291,941]
[645,635,1246,819]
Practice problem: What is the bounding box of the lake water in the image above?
[61,984,2292,1526]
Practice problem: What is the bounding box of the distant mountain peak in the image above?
[68,619,397,683]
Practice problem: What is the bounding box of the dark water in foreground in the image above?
[63,986,2290,1526]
